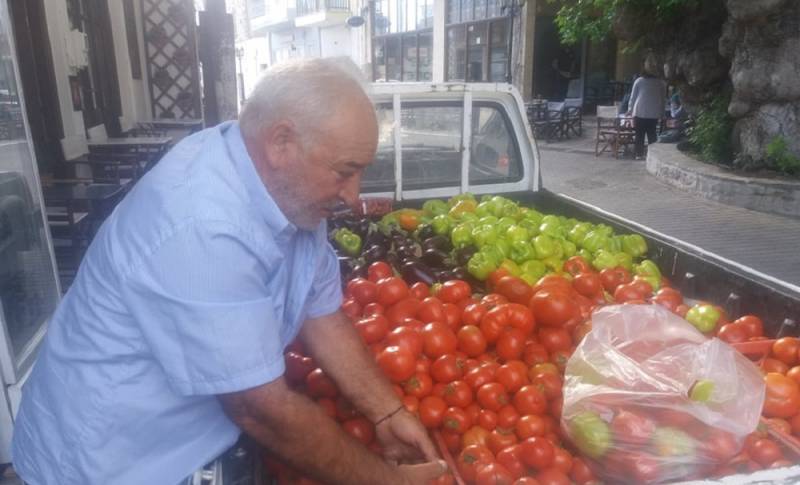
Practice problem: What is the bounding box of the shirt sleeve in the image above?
[304,239,344,320]
[120,220,287,396]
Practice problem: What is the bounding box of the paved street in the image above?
[536,120,800,287]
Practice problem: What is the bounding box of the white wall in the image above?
[320,25,351,58]
[42,0,88,159]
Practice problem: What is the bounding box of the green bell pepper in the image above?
[560,239,577,259]
[475,201,493,218]
[577,248,594,261]
[622,234,648,258]
[468,251,498,280]
[431,215,451,236]
[568,223,592,245]
[500,259,522,277]
[448,192,476,207]
[471,225,498,248]
[509,241,536,264]
[333,228,362,257]
[521,208,544,225]
[608,236,623,253]
[449,199,477,219]
[594,224,614,238]
[451,223,474,248]
[634,259,662,291]
[521,259,546,282]
[539,220,564,238]
[496,217,517,236]
[506,225,530,243]
[581,231,611,254]
[422,199,449,217]
[569,412,611,459]
[614,252,634,271]
[542,256,564,273]
[533,234,557,259]
[685,304,721,333]
[478,215,499,226]
[482,244,507,266]
[592,250,618,270]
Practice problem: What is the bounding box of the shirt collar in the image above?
[221,121,297,239]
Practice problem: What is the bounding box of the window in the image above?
[401,104,463,190]
[360,100,523,194]
[361,105,395,193]
[470,103,522,184]
[445,4,510,83]
[372,0,432,81]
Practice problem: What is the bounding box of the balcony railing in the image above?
[296,0,349,17]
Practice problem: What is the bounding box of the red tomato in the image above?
[376,277,410,306]
[513,385,547,415]
[442,303,462,331]
[438,280,472,303]
[506,303,536,336]
[572,272,602,298]
[386,326,423,357]
[284,351,315,384]
[614,282,649,303]
[496,445,527,480]
[305,368,338,398]
[403,372,433,398]
[410,282,429,300]
[430,472,456,485]
[532,275,573,295]
[570,457,595,484]
[418,395,448,428]
[564,256,591,276]
[341,298,362,320]
[465,366,495,390]
[367,261,392,283]
[463,302,490,326]
[599,267,631,293]
[457,445,494,482]
[496,363,528,393]
[496,276,534,305]
[418,296,446,323]
[431,354,464,383]
[735,315,764,338]
[334,396,359,421]
[497,405,520,429]
[773,338,800,366]
[475,462,514,485]
[444,380,474,408]
[458,325,489,357]
[748,438,784,467]
[462,425,491,449]
[610,410,656,445]
[512,478,541,485]
[342,417,374,445]
[481,306,511,344]
[551,447,573,474]
[523,342,550,366]
[354,315,390,344]
[477,382,510,411]
[422,322,458,359]
[386,298,422,327]
[529,290,577,327]
[376,346,416,383]
[764,372,800,418]
[717,323,749,344]
[531,372,562,400]
[346,278,378,305]
[766,418,792,435]
[763,358,790,374]
[787,366,800,385]
[316,398,337,419]
[538,327,572,352]
[496,328,526,361]
[478,409,499,431]
[362,302,384,316]
[483,293,510,308]
[515,414,547,439]
[488,268,512,289]
[519,436,555,470]
[652,287,683,312]
[487,428,519,454]
[402,395,419,413]
[443,406,473,434]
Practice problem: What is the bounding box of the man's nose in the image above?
[339,173,362,208]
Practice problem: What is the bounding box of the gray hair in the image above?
[239,57,371,146]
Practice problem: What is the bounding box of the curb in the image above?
[646,144,800,219]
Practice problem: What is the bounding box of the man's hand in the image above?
[398,461,448,484]
[376,408,440,463]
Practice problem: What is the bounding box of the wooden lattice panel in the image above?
[141,0,201,119]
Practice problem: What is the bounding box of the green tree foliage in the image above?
[686,95,733,164]
[551,0,696,44]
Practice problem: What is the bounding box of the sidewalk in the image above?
[537,117,800,286]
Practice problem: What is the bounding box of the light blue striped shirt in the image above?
[12,121,342,484]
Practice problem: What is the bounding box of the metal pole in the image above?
[505,1,515,84]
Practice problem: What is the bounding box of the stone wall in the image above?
[723,0,800,163]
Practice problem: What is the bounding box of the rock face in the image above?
[723,0,800,163]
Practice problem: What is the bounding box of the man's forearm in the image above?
[301,311,401,423]
[220,380,404,485]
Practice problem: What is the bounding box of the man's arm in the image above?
[218,378,445,485]
[300,311,439,462]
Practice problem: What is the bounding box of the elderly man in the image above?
[12,59,445,484]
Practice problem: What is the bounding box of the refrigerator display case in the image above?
[0,0,61,465]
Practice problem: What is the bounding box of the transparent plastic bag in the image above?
[561,304,765,484]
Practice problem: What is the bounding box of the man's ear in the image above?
[262,120,302,170]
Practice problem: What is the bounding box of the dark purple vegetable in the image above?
[421,248,449,268]
[401,261,436,286]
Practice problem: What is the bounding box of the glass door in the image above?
[0,0,60,384]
